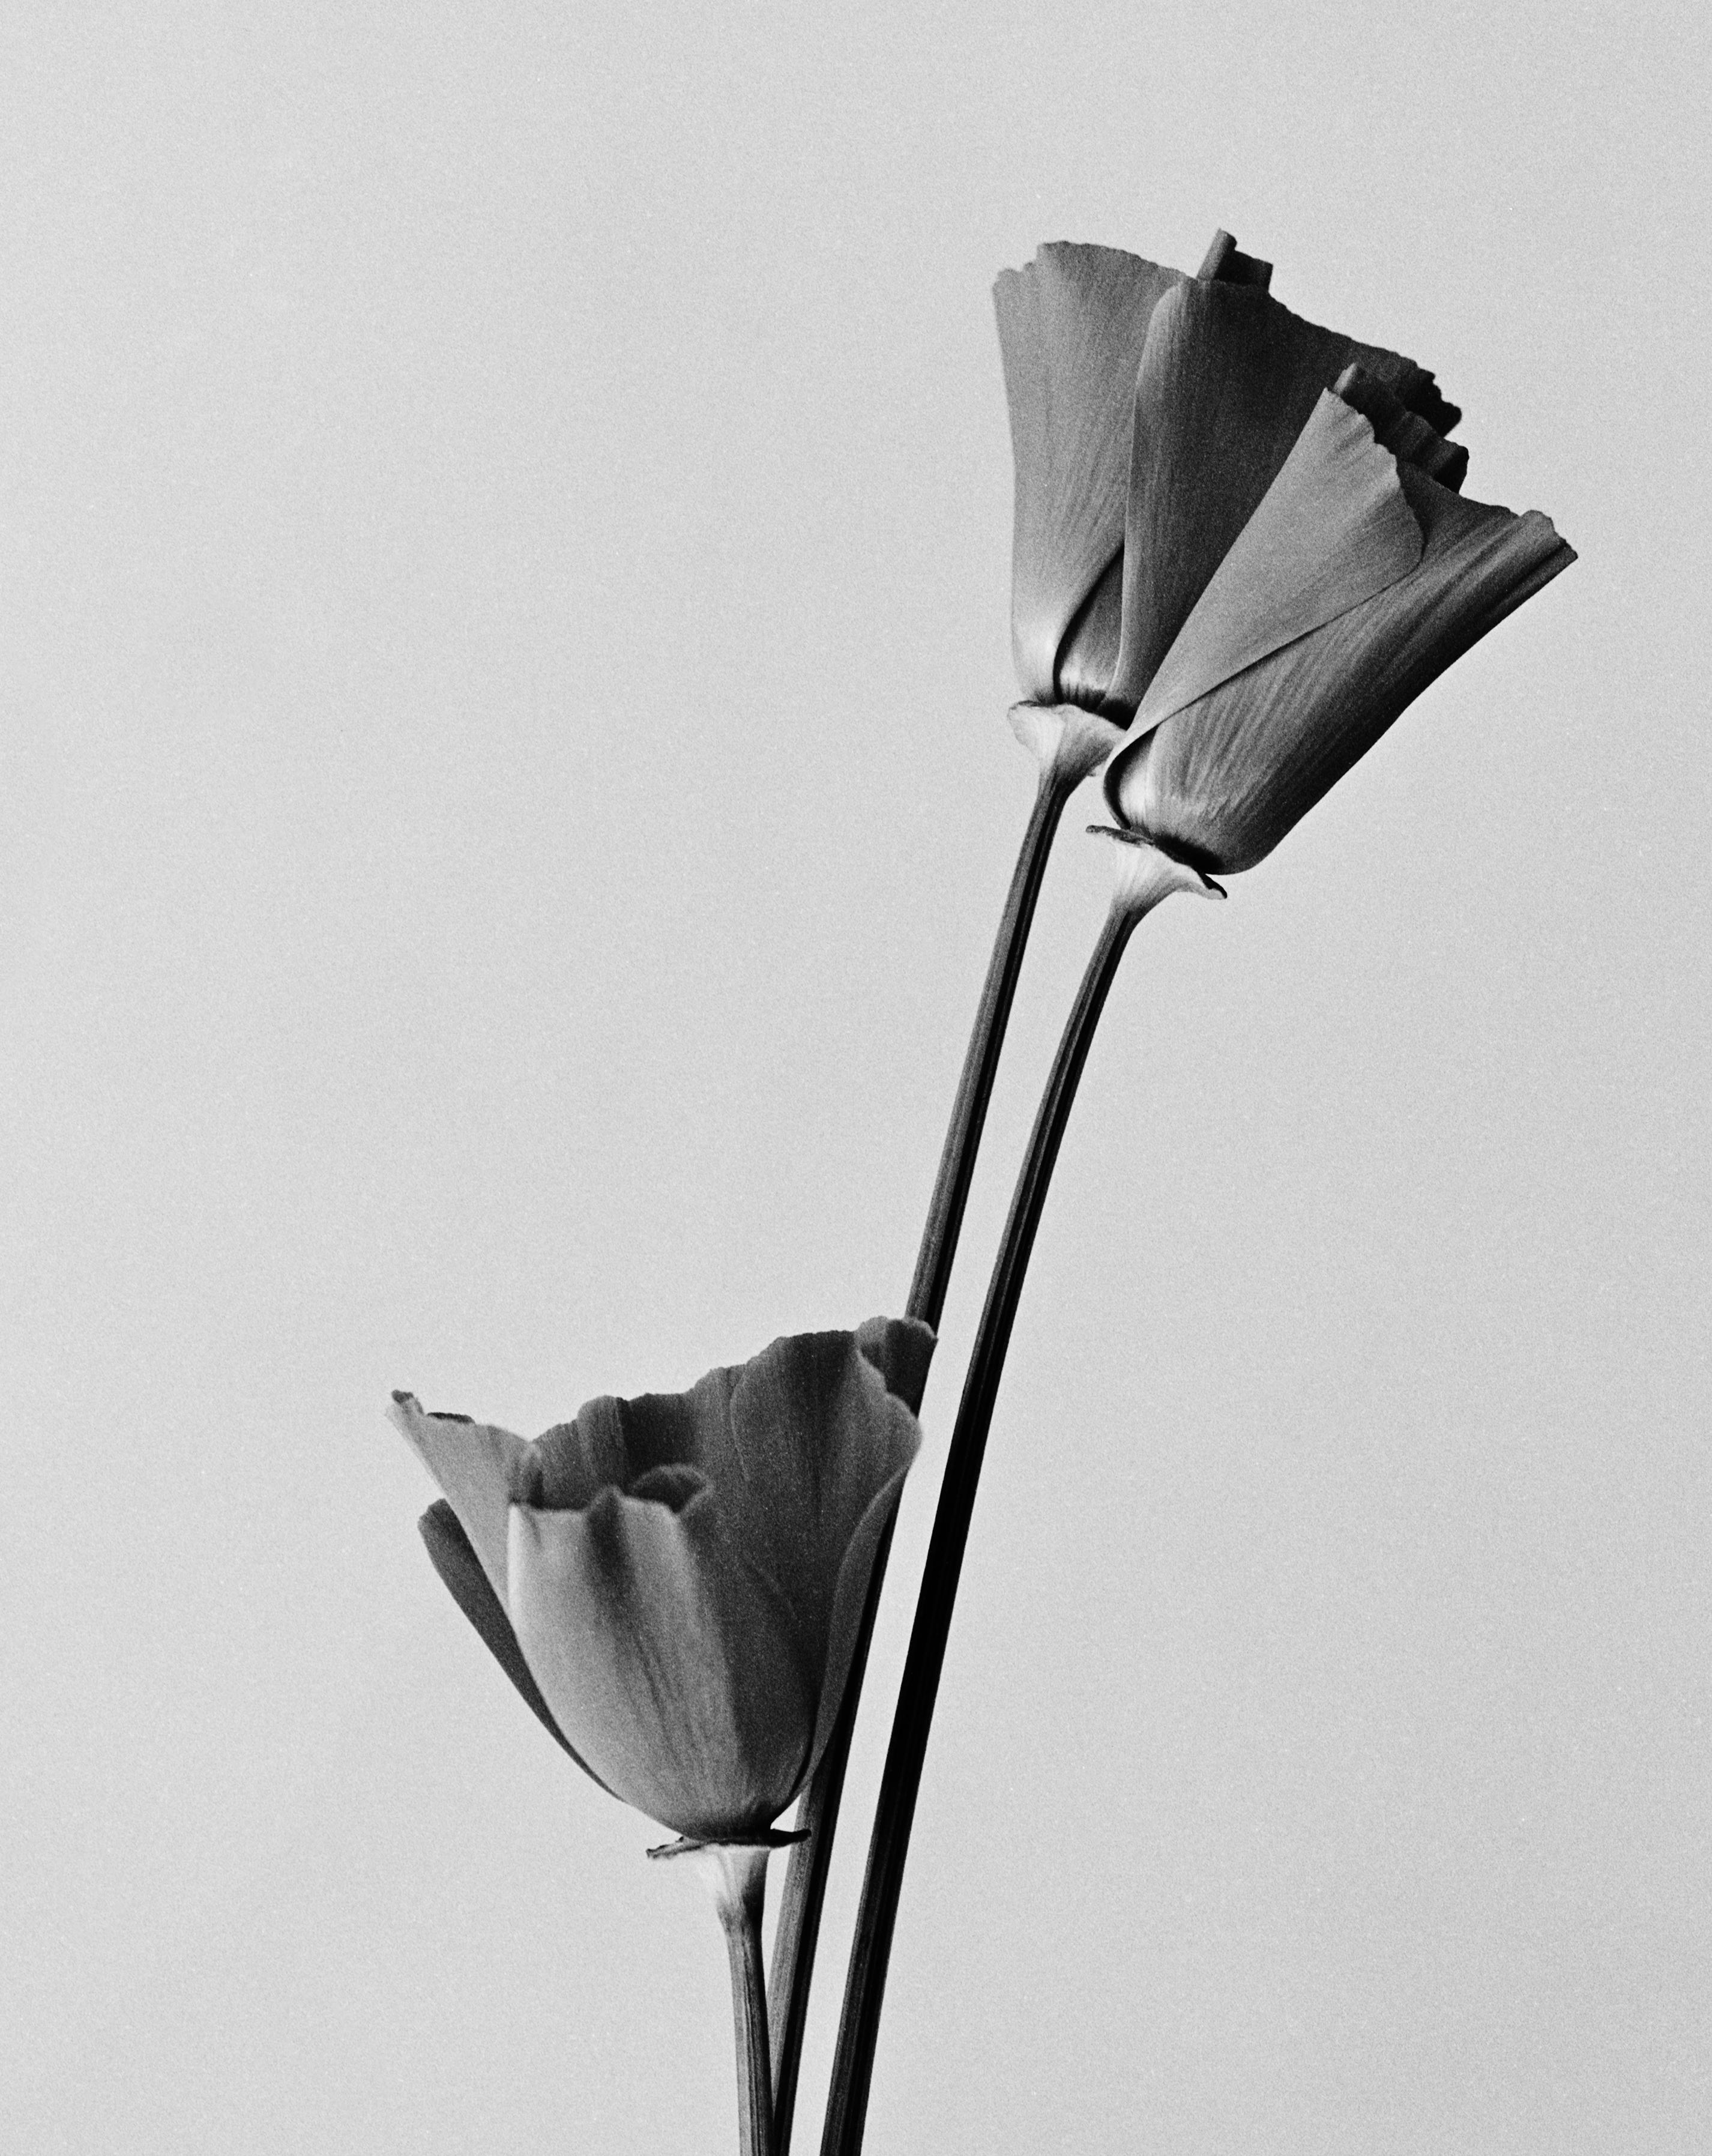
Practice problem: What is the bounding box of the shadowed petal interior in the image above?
[523,1375,728,1511]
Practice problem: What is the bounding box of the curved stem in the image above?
[906,762,1075,1336]
[819,833,1221,2156]
[764,1514,890,2151]
[765,759,1075,2149]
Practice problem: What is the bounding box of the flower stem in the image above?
[767,737,1084,2152]
[718,1850,776,2156]
[906,759,1077,1336]
[652,1837,789,2154]
[817,834,1220,2156]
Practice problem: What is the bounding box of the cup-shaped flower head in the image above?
[390,1317,931,1842]
[994,230,1460,728]
[1102,367,1575,872]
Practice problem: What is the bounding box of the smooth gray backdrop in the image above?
[4,4,1707,2151]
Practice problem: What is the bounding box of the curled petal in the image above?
[1114,470,1575,871]
[1106,279,1458,715]
[390,1392,528,1602]
[508,1481,814,1840]
[853,1313,935,1416]
[1197,229,1273,288]
[994,243,1182,701]
[1334,363,1468,492]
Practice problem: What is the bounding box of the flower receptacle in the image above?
[1008,701,1125,790]
[1085,823,1226,920]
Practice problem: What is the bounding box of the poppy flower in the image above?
[1102,367,1575,872]
[390,1317,931,1842]
[993,230,1459,728]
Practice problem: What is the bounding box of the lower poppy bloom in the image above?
[1103,369,1574,871]
[391,1317,931,1841]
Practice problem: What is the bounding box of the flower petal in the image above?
[853,1313,936,1416]
[522,1379,725,1510]
[390,1391,529,1603]
[1114,470,1575,871]
[717,1329,924,1680]
[521,1324,928,1664]
[1334,363,1468,492]
[1196,229,1273,288]
[994,243,1183,701]
[417,1499,610,1787]
[507,1480,814,1838]
[803,1460,914,1781]
[1105,278,1458,714]
[1122,391,1425,740]
[1054,552,1126,709]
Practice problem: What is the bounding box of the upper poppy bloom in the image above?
[993,230,1459,728]
[390,1317,931,1842]
[1101,366,1575,871]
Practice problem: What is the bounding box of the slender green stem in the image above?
[819,874,1163,2156]
[765,756,1076,2151]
